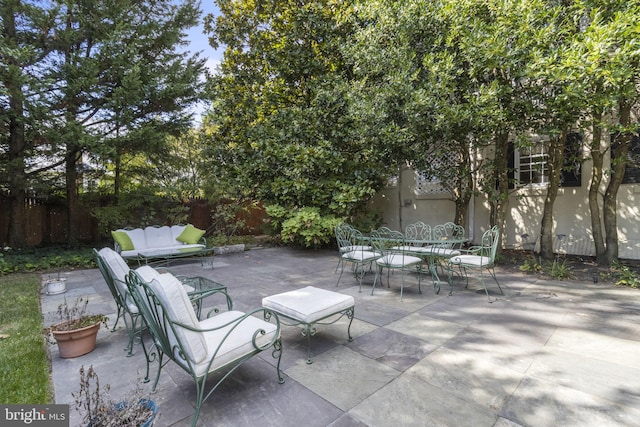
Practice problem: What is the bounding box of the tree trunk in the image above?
[491,132,510,253]
[453,146,472,228]
[66,146,80,245]
[603,102,632,264]
[540,133,565,260]
[587,110,606,264]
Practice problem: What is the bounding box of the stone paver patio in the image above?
[41,247,640,426]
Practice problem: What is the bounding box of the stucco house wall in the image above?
[370,155,640,260]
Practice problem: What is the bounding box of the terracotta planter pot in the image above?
[51,321,101,358]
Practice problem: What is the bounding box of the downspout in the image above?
[467,194,474,243]
[467,143,476,243]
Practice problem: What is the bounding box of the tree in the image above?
[0,0,52,247]
[1,0,206,246]
[48,0,205,243]
[205,0,385,240]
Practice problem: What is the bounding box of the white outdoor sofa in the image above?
[112,224,212,264]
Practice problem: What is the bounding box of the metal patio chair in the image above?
[126,269,284,427]
[446,225,503,302]
[335,223,379,292]
[371,227,424,300]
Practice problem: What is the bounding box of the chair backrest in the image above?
[370,227,405,253]
[335,223,368,252]
[127,270,208,367]
[94,247,130,308]
[478,226,500,262]
[433,222,465,248]
[405,222,431,241]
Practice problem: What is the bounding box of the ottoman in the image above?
[262,286,355,364]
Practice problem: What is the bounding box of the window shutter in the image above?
[560,132,582,187]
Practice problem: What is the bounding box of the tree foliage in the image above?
[204,0,386,244]
[1,0,206,246]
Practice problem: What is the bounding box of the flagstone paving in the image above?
[42,247,640,426]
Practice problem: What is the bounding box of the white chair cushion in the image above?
[193,311,278,377]
[425,247,461,257]
[148,273,208,364]
[450,254,491,267]
[376,254,422,268]
[135,265,161,282]
[342,250,379,262]
[99,247,129,283]
[340,245,372,253]
[262,286,355,324]
[98,247,132,308]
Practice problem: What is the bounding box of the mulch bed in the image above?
[496,249,640,286]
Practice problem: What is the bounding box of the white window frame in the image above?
[515,143,549,187]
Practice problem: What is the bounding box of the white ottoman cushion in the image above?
[262,286,354,324]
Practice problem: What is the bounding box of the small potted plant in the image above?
[48,297,108,358]
[43,272,67,295]
[74,365,158,427]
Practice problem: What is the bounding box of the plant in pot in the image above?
[74,365,157,427]
[43,271,67,295]
[48,297,108,358]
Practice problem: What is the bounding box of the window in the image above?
[516,144,549,186]
[511,132,582,188]
[611,130,640,184]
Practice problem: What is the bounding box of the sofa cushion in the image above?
[111,231,134,251]
[124,228,147,250]
[144,226,176,249]
[176,224,205,245]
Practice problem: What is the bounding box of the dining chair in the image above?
[370,227,424,300]
[335,224,379,292]
[446,225,503,302]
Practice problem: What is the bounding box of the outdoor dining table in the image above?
[389,236,467,294]
[362,231,466,294]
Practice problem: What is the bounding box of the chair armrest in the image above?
[176,308,282,352]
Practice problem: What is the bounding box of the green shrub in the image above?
[275,206,342,248]
[519,256,542,273]
[612,260,640,288]
[545,258,573,280]
[0,247,95,275]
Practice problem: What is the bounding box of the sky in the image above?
[185,1,224,73]
[183,1,224,121]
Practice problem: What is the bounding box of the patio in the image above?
[42,246,640,427]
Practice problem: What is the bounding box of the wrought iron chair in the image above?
[424,222,466,282]
[404,221,432,241]
[433,222,466,249]
[94,247,147,356]
[371,227,424,300]
[126,269,284,427]
[94,248,219,356]
[335,224,379,292]
[446,225,503,302]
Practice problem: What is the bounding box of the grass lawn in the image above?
[0,273,52,404]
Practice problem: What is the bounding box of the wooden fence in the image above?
[0,197,266,247]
